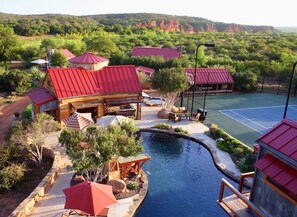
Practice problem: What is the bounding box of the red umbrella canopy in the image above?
[63,181,117,216]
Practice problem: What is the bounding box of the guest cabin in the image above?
[27,65,142,124]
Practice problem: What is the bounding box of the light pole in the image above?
[190,43,215,120]
[283,61,297,119]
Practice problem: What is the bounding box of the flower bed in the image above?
[206,123,256,173]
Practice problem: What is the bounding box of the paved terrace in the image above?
[27,103,241,217]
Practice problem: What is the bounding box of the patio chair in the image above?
[168,112,181,123]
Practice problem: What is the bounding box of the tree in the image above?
[9,113,59,166]
[59,122,143,182]
[84,34,117,57]
[0,69,32,94]
[0,25,19,61]
[152,67,189,109]
[233,71,258,92]
[50,51,69,67]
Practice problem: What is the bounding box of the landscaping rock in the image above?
[107,179,126,194]
[157,108,169,119]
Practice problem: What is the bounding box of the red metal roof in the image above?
[48,68,99,98]
[48,65,141,98]
[27,87,57,105]
[132,47,181,61]
[96,65,142,94]
[61,49,75,59]
[258,119,297,162]
[69,52,109,64]
[255,154,297,195]
[136,66,155,75]
[185,68,234,84]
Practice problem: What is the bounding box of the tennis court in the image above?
[179,93,297,146]
[219,105,297,134]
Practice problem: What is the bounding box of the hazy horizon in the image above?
[1,0,297,27]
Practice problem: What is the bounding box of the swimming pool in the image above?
[135,132,237,217]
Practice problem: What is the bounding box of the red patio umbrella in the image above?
[63,181,117,216]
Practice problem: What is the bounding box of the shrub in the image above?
[237,152,256,173]
[183,130,189,135]
[0,163,26,191]
[0,145,9,169]
[0,144,27,169]
[234,147,244,158]
[216,139,236,153]
[207,127,226,140]
[209,123,218,137]
[154,123,170,129]
[22,104,32,118]
[174,127,183,132]
[127,181,138,190]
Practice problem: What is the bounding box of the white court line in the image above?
[219,111,264,134]
[289,105,297,111]
[219,105,286,112]
[229,110,270,130]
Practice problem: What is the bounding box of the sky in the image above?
[1,0,296,27]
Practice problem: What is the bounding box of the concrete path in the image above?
[28,103,240,217]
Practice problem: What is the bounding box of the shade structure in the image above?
[63,181,117,216]
[64,112,94,130]
[30,59,48,64]
[96,115,132,128]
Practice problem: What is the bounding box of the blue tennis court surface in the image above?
[219,105,297,134]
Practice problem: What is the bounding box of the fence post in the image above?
[261,76,264,93]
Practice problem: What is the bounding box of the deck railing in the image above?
[238,172,254,193]
[218,177,264,217]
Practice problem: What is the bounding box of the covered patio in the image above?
[185,68,234,94]
[104,97,142,120]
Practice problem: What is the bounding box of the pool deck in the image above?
[27,103,242,217]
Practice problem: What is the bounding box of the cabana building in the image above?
[61,49,75,60]
[185,68,234,94]
[28,65,142,123]
[131,46,182,61]
[218,119,297,217]
[136,66,155,89]
[69,52,109,71]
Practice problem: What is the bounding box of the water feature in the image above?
[136,132,237,217]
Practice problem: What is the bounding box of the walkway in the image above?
[28,104,241,217]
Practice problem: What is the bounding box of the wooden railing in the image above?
[218,178,264,217]
[238,172,254,193]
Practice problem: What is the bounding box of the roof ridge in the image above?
[283,118,297,128]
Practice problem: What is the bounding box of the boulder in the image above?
[157,108,169,119]
[107,179,126,194]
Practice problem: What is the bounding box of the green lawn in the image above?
[179,93,297,146]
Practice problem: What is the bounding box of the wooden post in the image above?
[136,103,141,120]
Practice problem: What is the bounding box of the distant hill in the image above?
[85,13,275,33]
[274,26,297,33]
[0,12,275,35]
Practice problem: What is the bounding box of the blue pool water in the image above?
[135,132,237,217]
